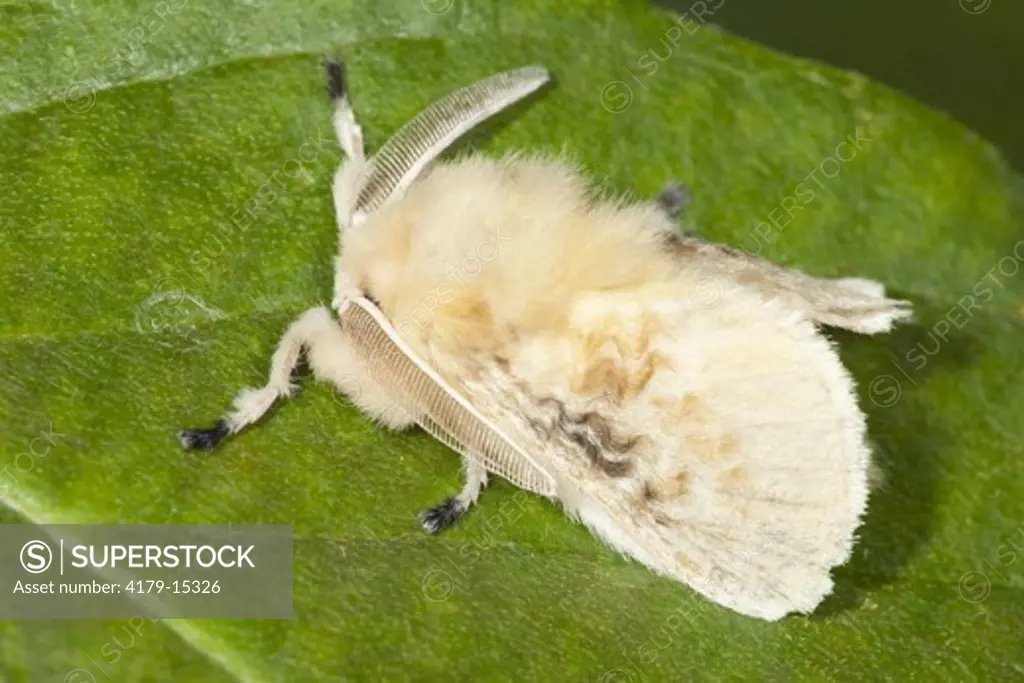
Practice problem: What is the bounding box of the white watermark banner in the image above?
[0,524,292,619]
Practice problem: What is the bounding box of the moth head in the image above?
[336,209,411,316]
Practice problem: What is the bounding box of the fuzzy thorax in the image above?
[337,155,684,353]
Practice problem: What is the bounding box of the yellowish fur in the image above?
[337,156,873,620]
[338,155,682,353]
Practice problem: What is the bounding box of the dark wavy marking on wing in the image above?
[530,397,638,478]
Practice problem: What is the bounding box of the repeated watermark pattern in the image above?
[600,0,728,113]
[172,128,332,293]
[133,277,226,337]
[394,228,512,339]
[868,240,1024,408]
[419,491,533,602]
[598,520,785,681]
[959,0,992,14]
[133,128,332,339]
[689,127,872,308]
[421,0,455,15]
[0,423,65,504]
[63,618,160,683]
[958,521,1023,604]
[62,0,190,114]
[11,4,1014,677]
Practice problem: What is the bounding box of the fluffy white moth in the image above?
[180,59,913,621]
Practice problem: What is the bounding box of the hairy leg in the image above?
[326,56,368,233]
[301,307,416,430]
[419,457,489,533]
[179,306,413,450]
[324,57,372,314]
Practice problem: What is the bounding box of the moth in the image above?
[180,59,912,620]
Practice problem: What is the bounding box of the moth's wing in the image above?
[337,295,557,497]
[666,233,912,334]
[474,286,873,621]
[648,315,866,620]
[354,66,550,218]
[632,294,870,620]
[336,281,869,620]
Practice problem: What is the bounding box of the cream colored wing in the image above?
[665,232,912,334]
[338,279,869,620]
[449,281,872,621]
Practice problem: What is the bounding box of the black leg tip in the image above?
[179,420,230,451]
[419,497,466,534]
[324,56,347,101]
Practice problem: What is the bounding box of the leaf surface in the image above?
[1,1,1022,680]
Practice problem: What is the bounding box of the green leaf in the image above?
[2,0,1022,680]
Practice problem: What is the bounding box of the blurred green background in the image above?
[659,0,1024,168]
